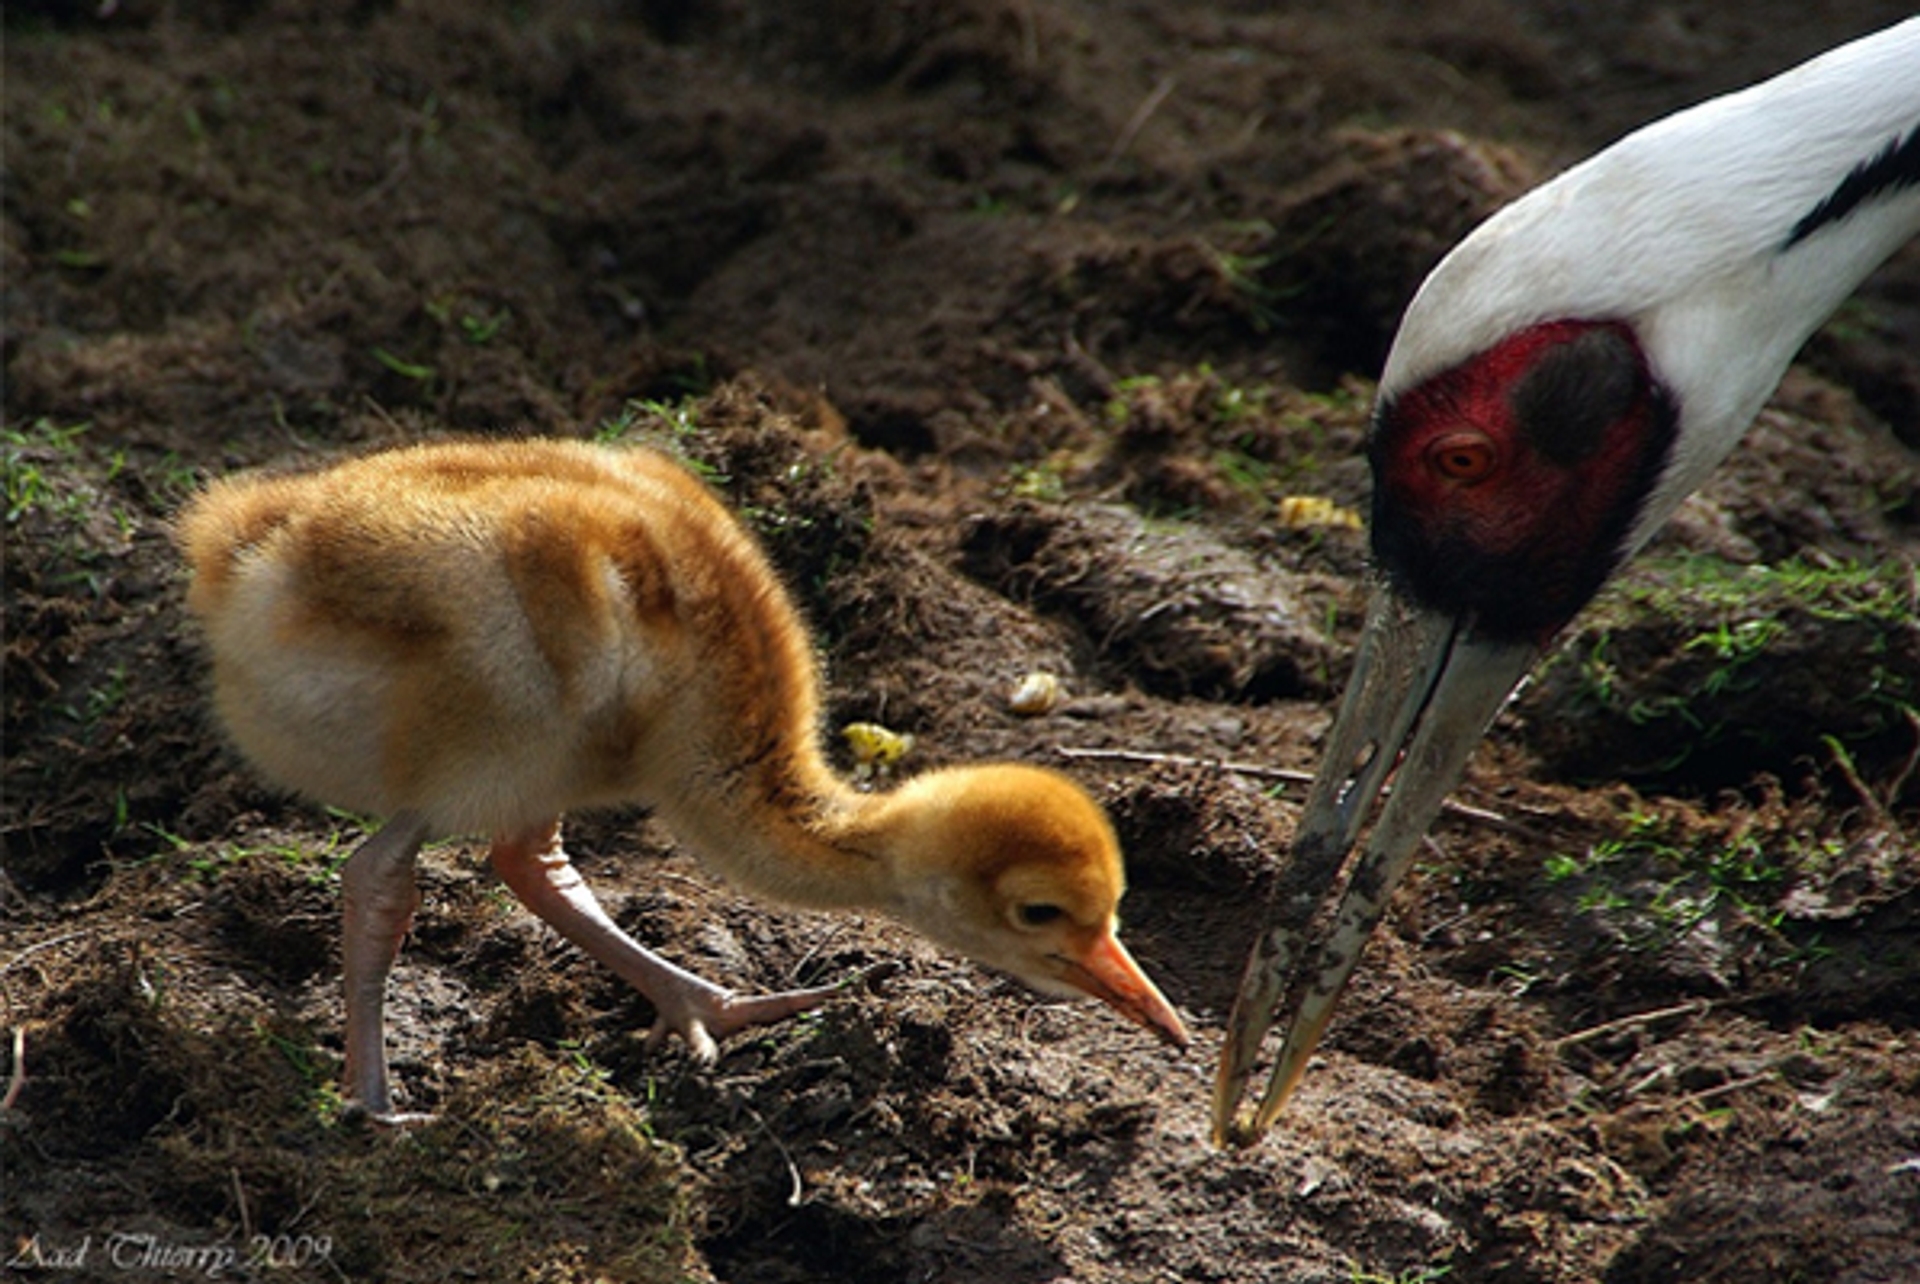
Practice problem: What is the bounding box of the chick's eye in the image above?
[1016,903,1065,928]
[1427,430,1498,483]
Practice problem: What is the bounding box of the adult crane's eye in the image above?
[1427,430,1498,482]
[1016,903,1065,928]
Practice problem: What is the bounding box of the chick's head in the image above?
[873,764,1188,1047]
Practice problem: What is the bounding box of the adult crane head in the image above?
[1215,18,1920,1148]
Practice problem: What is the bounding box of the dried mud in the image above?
[5,3,1920,1282]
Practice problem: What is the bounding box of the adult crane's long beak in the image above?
[1211,579,1539,1148]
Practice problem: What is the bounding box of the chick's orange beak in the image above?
[1058,929,1190,1049]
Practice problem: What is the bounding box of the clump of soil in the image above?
[959,500,1336,702]
[1519,553,1920,802]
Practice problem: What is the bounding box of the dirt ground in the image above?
[6,2,1920,1281]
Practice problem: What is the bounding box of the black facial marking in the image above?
[1509,327,1642,466]
[1785,122,1920,249]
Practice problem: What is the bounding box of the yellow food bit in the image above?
[1276,495,1363,530]
[842,722,916,782]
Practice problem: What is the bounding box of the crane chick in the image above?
[179,438,1188,1122]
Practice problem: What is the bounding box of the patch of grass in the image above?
[179,821,361,885]
[1101,372,1163,426]
[1210,445,1278,496]
[3,417,94,523]
[1546,808,1803,952]
[5,453,64,523]
[1537,554,1918,781]
[1092,366,1363,509]
[600,398,747,497]
[593,403,648,442]
[1195,219,1303,332]
[150,449,202,505]
[1207,368,1274,424]
[1606,554,1917,626]
[4,416,90,454]
[595,396,704,447]
[1492,961,1544,998]
[258,1021,344,1115]
[370,344,437,383]
[425,294,510,344]
[59,661,129,733]
[140,821,195,856]
[1350,1265,1452,1284]
[1686,615,1785,676]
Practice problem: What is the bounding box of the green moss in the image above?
[1535,555,1917,781]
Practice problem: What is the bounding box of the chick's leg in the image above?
[490,823,845,1062]
[340,810,434,1124]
